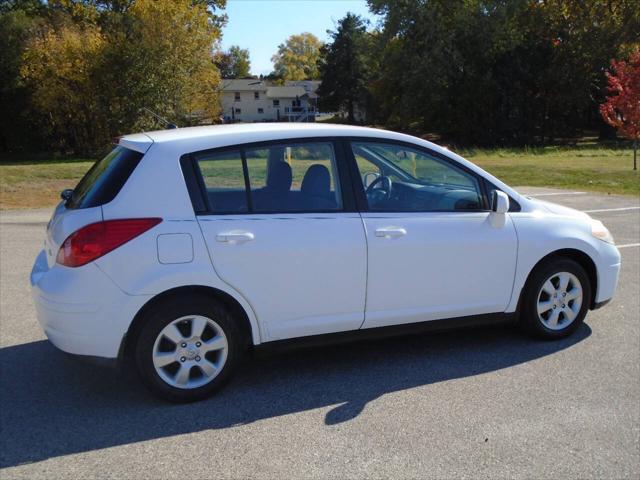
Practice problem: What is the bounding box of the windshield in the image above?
[67,146,143,209]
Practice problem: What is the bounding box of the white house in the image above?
[220,79,319,123]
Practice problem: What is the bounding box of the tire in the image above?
[519,257,591,340]
[135,294,244,402]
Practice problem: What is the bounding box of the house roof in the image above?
[284,80,321,98]
[266,86,307,99]
[220,79,267,91]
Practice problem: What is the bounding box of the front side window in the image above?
[351,142,484,212]
[234,92,240,101]
[191,141,342,214]
[257,108,264,114]
[273,99,280,107]
[254,92,260,100]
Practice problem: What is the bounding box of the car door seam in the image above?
[358,212,369,329]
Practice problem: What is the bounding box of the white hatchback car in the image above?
[31,124,620,401]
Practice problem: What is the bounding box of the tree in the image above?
[316,14,371,123]
[215,45,251,78]
[19,21,107,153]
[367,0,640,145]
[600,50,640,170]
[271,32,322,80]
[17,0,225,154]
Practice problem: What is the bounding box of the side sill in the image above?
[255,312,515,355]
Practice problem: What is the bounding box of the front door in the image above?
[349,140,518,329]
[192,139,367,341]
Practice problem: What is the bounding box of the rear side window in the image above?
[189,141,343,214]
[67,146,143,209]
[193,150,248,214]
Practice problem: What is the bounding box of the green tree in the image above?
[317,14,371,123]
[0,3,45,151]
[271,32,322,80]
[367,0,640,145]
[215,45,251,78]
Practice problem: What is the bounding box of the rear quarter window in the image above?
[66,146,144,209]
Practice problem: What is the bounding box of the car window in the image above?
[67,146,143,209]
[351,142,484,212]
[194,150,248,213]
[190,141,343,214]
[244,142,342,212]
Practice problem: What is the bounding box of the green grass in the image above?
[459,145,638,196]
[1,145,637,209]
[0,157,94,209]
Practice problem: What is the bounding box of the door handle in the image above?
[375,226,407,238]
[216,231,255,243]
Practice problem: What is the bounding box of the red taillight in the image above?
[56,218,162,267]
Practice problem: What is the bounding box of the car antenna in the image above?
[141,107,178,129]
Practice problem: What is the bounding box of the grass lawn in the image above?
[1,145,638,210]
[461,145,638,196]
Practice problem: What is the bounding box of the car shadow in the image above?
[0,323,591,467]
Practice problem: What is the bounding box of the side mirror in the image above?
[492,190,509,214]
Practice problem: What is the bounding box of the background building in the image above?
[220,79,320,122]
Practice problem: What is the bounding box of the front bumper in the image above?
[594,242,621,306]
[30,249,151,359]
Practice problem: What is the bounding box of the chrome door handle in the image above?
[375,226,407,238]
[216,231,255,243]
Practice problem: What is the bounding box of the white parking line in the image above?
[617,243,640,249]
[583,207,640,213]
[528,192,587,197]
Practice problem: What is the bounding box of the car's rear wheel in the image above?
[135,294,243,402]
[520,258,591,339]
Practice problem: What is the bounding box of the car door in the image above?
[188,139,367,342]
[348,140,518,329]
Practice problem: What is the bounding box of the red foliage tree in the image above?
[600,49,640,170]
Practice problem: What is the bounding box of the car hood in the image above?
[529,198,591,220]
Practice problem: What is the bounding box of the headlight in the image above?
[591,219,615,244]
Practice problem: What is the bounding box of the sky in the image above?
[220,0,381,76]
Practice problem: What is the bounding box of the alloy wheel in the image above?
[152,315,228,389]
[536,271,583,331]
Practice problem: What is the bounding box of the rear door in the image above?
[188,139,367,342]
[347,140,518,329]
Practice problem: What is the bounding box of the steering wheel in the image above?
[365,175,392,204]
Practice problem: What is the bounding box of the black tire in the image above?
[135,293,244,402]
[519,257,591,340]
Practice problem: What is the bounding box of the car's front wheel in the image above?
[135,294,243,402]
[520,257,591,339]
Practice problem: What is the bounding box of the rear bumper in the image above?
[30,249,151,359]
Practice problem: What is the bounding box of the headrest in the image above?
[266,161,292,192]
[301,164,331,197]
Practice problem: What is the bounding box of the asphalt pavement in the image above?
[0,187,638,479]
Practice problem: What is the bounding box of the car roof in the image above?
[119,123,420,152]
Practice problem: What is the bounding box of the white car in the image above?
[31,124,621,402]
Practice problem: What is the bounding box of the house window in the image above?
[254,92,260,100]
[257,108,264,114]
[273,99,280,107]
[235,108,241,114]
[234,92,240,101]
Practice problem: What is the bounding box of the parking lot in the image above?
[1,187,638,479]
